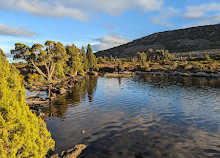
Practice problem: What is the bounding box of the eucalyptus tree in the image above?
[81,46,89,71]
[86,44,98,71]
[11,40,69,81]
[66,44,84,76]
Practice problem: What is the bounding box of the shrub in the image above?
[28,73,44,84]
[0,49,55,157]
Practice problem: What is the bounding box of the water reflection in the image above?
[135,74,220,88]
[44,76,98,118]
[44,75,220,157]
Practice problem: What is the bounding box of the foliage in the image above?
[97,48,220,73]
[66,44,84,76]
[11,41,69,81]
[80,46,89,71]
[28,73,44,84]
[86,44,98,71]
[53,60,66,78]
[0,49,55,157]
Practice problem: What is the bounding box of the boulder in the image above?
[50,144,86,158]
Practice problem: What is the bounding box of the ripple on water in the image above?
[44,75,220,157]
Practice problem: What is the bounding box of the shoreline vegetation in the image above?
[1,39,219,157]
[102,71,220,78]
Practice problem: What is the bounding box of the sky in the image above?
[0,0,220,61]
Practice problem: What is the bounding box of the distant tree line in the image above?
[96,48,220,73]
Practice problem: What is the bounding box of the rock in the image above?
[50,144,86,158]
[194,72,209,77]
[62,144,87,158]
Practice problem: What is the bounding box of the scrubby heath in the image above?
[0,49,55,157]
[97,49,220,75]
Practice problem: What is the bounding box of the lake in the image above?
[43,75,220,158]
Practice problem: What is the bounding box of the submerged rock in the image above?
[50,144,87,158]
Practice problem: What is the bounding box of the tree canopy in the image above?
[86,44,98,71]
[66,44,84,76]
[11,41,69,81]
[0,49,55,157]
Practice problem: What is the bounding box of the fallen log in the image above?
[25,95,36,99]
[27,100,50,106]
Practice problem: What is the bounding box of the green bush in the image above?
[28,73,44,84]
[0,49,55,157]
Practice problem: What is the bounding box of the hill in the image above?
[95,24,220,57]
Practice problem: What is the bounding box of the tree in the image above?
[0,49,55,157]
[110,55,115,63]
[205,54,211,61]
[137,52,147,66]
[188,53,192,61]
[86,44,98,71]
[66,44,84,76]
[117,60,122,74]
[11,41,69,81]
[80,46,89,71]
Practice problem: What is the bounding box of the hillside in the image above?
[95,24,220,57]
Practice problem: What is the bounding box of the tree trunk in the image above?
[31,60,47,79]
[47,64,56,81]
[31,60,56,81]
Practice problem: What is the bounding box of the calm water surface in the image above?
[44,75,220,158]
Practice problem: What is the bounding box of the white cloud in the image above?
[0,23,38,37]
[151,7,179,28]
[184,3,220,19]
[136,0,164,12]
[183,3,220,27]
[65,0,164,15]
[0,0,164,21]
[183,13,220,28]
[92,35,130,51]
[0,0,88,21]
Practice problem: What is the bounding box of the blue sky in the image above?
[0,0,220,61]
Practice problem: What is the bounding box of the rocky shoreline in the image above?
[135,71,220,78]
[100,70,220,78]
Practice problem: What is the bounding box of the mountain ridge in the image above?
[95,23,220,57]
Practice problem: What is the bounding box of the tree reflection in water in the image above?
[135,74,220,88]
[44,76,98,118]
